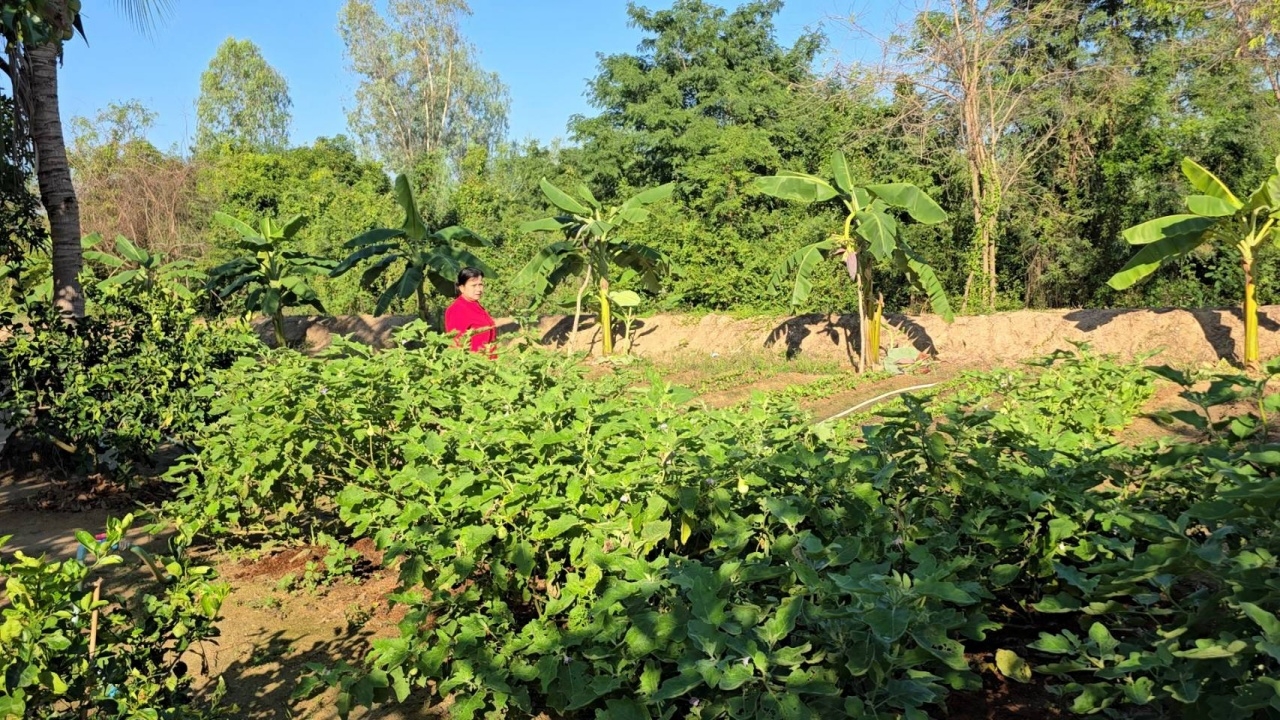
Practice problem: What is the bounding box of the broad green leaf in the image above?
[1185,195,1238,217]
[857,210,899,259]
[396,265,424,300]
[520,216,571,234]
[1107,232,1210,290]
[1240,602,1280,637]
[374,282,401,316]
[359,254,400,289]
[393,175,428,240]
[280,214,307,239]
[513,242,580,297]
[831,151,855,193]
[770,239,837,306]
[754,175,839,204]
[0,696,25,718]
[342,228,404,250]
[622,182,674,208]
[1173,640,1247,659]
[1121,214,1216,245]
[1182,158,1243,208]
[894,244,954,322]
[760,596,804,645]
[540,177,592,216]
[995,649,1032,683]
[608,290,642,307]
[576,183,601,209]
[114,235,147,264]
[332,243,396,277]
[433,225,491,247]
[603,699,651,720]
[865,183,947,224]
[213,211,260,239]
[865,605,910,642]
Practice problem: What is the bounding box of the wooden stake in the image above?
[88,578,102,658]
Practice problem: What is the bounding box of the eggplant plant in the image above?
[514,179,672,355]
[1108,157,1280,370]
[754,151,954,372]
[207,212,335,348]
[331,174,491,321]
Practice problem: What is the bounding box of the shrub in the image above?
[0,276,258,474]
[0,515,230,719]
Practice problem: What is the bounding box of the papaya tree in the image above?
[331,174,491,321]
[754,151,954,372]
[1108,157,1280,371]
[514,179,672,356]
[207,212,335,348]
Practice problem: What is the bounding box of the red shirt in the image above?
[444,296,496,353]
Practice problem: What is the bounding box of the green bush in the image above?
[166,339,1280,718]
[0,277,259,473]
[0,515,229,719]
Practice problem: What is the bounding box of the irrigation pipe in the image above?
[815,382,939,426]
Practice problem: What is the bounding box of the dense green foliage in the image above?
[161,330,1280,719]
[206,211,336,347]
[30,1,1280,321]
[0,516,230,720]
[331,174,491,321]
[194,38,292,156]
[0,270,257,473]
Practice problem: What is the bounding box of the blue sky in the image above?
[58,0,893,154]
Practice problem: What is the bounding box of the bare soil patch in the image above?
[263,305,1280,370]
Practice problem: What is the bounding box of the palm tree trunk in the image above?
[28,38,84,318]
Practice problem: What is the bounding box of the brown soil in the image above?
[261,305,1280,369]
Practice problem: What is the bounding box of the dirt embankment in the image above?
[260,305,1280,368]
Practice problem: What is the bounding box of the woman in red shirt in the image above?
[443,267,497,354]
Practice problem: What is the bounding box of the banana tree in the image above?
[82,234,205,300]
[207,212,335,348]
[514,179,672,355]
[331,174,491,321]
[1108,157,1280,371]
[754,151,954,372]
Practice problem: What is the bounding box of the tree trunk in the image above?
[272,312,286,349]
[855,264,867,373]
[568,267,591,355]
[28,37,84,318]
[1243,252,1258,371]
[599,275,613,356]
[416,282,428,321]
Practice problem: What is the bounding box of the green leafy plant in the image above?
[207,212,335,347]
[514,179,673,355]
[0,274,258,473]
[754,151,954,372]
[331,174,491,321]
[82,234,206,300]
[0,515,230,720]
[1108,156,1280,370]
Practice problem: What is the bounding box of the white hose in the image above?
[815,382,939,425]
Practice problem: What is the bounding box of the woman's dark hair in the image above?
[456,267,485,290]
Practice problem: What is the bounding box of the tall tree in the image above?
[337,0,510,175]
[570,0,875,312]
[0,0,172,317]
[194,37,292,155]
[874,0,1078,311]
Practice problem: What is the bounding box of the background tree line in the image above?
[7,0,1280,320]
